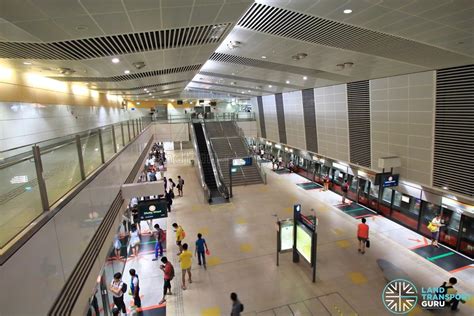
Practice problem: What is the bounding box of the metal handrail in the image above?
[231,121,267,184]
[189,123,212,202]
[202,123,230,198]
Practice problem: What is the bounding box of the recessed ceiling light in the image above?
[112,58,120,63]
[241,91,245,94]
[303,76,307,80]
[75,25,88,31]
[247,90,251,92]
[261,55,267,59]
[164,91,168,94]
[268,85,272,88]
[343,9,352,14]
[136,102,141,105]
[286,80,290,84]
[144,88,147,91]
[232,73,235,75]
[124,70,130,74]
[23,61,32,65]
[148,93,152,95]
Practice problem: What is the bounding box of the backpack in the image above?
[169,264,175,280]
[159,229,166,242]
[240,304,244,312]
[121,282,127,294]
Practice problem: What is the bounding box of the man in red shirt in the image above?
[159,256,175,304]
[357,218,369,254]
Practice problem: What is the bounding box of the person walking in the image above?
[113,234,122,259]
[109,272,127,315]
[165,189,173,214]
[230,292,244,316]
[195,233,209,269]
[168,178,176,198]
[129,269,141,309]
[179,243,193,290]
[129,224,140,257]
[341,180,349,204]
[159,257,175,304]
[357,218,369,254]
[440,277,466,310]
[172,223,185,255]
[177,175,184,197]
[163,176,168,193]
[152,224,164,261]
[429,214,444,248]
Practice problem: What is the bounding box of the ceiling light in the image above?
[171,99,175,102]
[164,91,168,94]
[291,53,308,61]
[231,81,236,85]
[227,40,242,49]
[336,64,345,71]
[23,61,32,65]
[285,80,290,84]
[58,67,76,75]
[75,25,88,31]
[144,88,147,91]
[268,85,272,88]
[261,55,267,59]
[247,90,251,92]
[148,93,152,95]
[124,70,130,74]
[241,91,245,94]
[132,61,146,69]
[232,73,235,75]
[344,62,354,69]
[136,102,141,105]
[303,76,307,80]
[112,58,120,63]
[344,9,352,14]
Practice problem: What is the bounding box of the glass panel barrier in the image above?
[459,215,474,258]
[391,191,420,230]
[41,137,82,205]
[0,156,43,248]
[101,127,115,161]
[439,208,460,248]
[419,201,442,238]
[81,131,102,176]
[114,123,124,152]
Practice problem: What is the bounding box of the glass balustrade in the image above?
[0,117,149,251]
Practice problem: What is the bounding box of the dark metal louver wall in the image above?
[302,89,318,152]
[433,64,474,196]
[275,93,287,144]
[256,96,266,138]
[347,81,371,167]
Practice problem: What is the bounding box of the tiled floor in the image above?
[129,150,474,316]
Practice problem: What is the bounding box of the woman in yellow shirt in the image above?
[179,243,193,290]
[173,222,185,254]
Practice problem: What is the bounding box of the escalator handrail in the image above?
[202,123,230,199]
[190,123,212,202]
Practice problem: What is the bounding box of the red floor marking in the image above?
[449,265,474,274]
[409,244,429,250]
[408,238,423,243]
[423,237,429,245]
[354,214,376,219]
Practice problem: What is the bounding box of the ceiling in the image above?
[0,0,473,101]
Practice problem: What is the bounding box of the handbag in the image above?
[427,222,436,232]
[365,239,370,248]
[205,249,210,256]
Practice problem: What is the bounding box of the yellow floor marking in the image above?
[284,206,292,214]
[201,306,221,316]
[236,217,247,224]
[348,272,368,285]
[206,256,222,267]
[240,243,253,253]
[192,205,203,212]
[197,227,209,235]
[259,186,269,193]
[336,239,351,248]
[333,228,343,236]
[466,296,474,307]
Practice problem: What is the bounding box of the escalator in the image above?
[193,123,222,201]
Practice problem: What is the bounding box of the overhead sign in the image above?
[232,157,252,167]
[137,199,168,220]
[382,174,399,187]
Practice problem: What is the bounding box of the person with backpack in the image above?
[230,292,244,316]
[159,257,174,304]
[357,218,369,254]
[439,277,466,310]
[195,233,209,269]
[109,272,127,315]
[341,180,349,204]
[177,175,184,197]
[152,224,165,261]
[129,269,141,308]
[165,189,173,214]
[168,178,176,198]
[173,223,185,255]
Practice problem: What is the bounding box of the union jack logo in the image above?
[382,279,418,314]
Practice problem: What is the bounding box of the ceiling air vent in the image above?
[0,23,231,60]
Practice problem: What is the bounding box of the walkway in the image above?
[129,150,474,315]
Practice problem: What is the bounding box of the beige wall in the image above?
[0,67,122,107]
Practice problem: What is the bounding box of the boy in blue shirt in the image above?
[195,233,209,269]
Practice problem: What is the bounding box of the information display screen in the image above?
[296,224,312,263]
[279,220,293,251]
[232,157,252,166]
[138,199,168,220]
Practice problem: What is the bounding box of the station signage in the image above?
[232,157,252,167]
[382,174,399,187]
[138,199,168,220]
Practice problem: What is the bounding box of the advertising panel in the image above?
[280,219,294,251]
[296,224,312,263]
